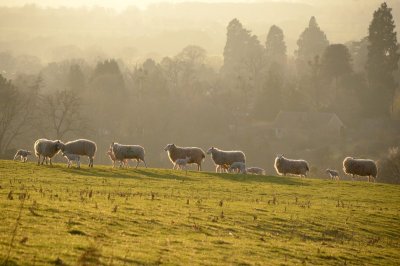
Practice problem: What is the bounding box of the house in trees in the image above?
[271,111,345,140]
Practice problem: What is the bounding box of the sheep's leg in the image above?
[37,155,41,165]
[135,160,139,169]
[197,163,201,171]
[49,157,53,166]
[41,156,45,165]
[215,165,219,173]
[143,159,147,168]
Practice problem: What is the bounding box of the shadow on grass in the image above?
[56,166,138,180]
[55,166,194,181]
[206,172,308,186]
[134,169,194,181]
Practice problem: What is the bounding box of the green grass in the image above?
[0,160,399,265]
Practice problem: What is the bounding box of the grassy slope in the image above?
[0,160,399,266]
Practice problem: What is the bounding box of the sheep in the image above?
[246,167,266,175]
[274,154,309,177]
[13,149,32,162]
[217,164,229,173]
[110,142,147,168]
[228,162,247,174]
[106,148,128,168]
[62,151,80,168]
[326,169,340,180]
[174,156,191,174]
[206,147,246,173]
[34,139,62,166]
[342,157,377,182]
[57,139,97,167]
[164,144,205,171]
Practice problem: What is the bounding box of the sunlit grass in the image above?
[0,160,399,265]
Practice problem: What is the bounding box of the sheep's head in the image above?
[206,147,215,155]
[55,140,65,151]
[106,146,115,155]
[276,154,284,160]
[164,144,175,151]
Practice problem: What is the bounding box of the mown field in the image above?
[0,160,399,266]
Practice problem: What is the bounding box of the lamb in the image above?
[106,148,128,168]
[326,169,340,180]
[57,139,97,167]
[110,142,147,168]
[228,162,247,174]
[207,147,246,173]
[246,167,266,175]
[164,144,205,171]
[62,151,80,168]
[34,139,62,165]
[342,157,377,182]
[217,164,229,173]
[13,149,32,162]
[174,156,191,174]
[274,154,309,177]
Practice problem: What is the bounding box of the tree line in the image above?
[0,2,399,182]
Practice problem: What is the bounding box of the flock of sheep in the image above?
[12,138,378,182]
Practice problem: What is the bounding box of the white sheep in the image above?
[207,147,246,173]
[62,151,80,168]
[343,157,377,182]
[106,148,128,168]
[164,144,205,171]
[228,162,247,174]
[110,142,147,168]
[13,149,32,162]
[34,139,62,166]
[274,154,309,177]
[57,139,97,167]
[326,169,340,180]
[246,167,266,175]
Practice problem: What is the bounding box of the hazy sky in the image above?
[0,0,317,10]
[0,0,274,9]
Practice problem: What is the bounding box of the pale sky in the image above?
[0,0,301,10]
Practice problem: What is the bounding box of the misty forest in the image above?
[1,1,400,183]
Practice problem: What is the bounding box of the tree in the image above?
[265,25,287,67]
[366,2,400,117]
[347,37,369,72]
[131,58,167,97]
[222,19,265,108]
[67,64,85,92]
[222,18,264,83]
[0,74,39,155]
[296,16,329,75]
[321,44,353,100]
[39,90,87,139]
[90,59,125,94]
[254,62,284,120]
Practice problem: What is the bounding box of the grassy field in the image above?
[0,160,399,265]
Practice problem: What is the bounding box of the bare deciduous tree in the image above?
[39,90,88,139]
[0,75,39,155]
